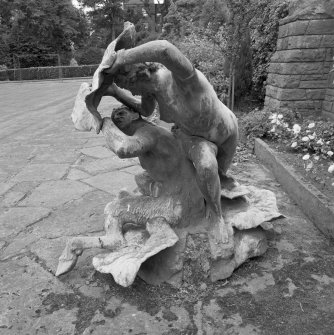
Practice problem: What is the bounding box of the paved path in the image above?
[0,80,334,334]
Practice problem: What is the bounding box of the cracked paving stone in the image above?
[12,163,69,182]
[82,171,138,195]
[79,156,138,175]
[81,146,114,159]
[121,165,144,175]
[0,257,74,334]
[0,207,51,239]
[0,181,15,196]
[0,232,39,260]
[67,168,92,180]
[2,191,26,207]
[82,304,191,335]
[31,190,107,239]
[30,237,97,275]
[21,180,93,208]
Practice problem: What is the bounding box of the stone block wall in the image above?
[323,71,334,117]
[265,14,334,118]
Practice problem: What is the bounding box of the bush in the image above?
[75,47,104,65]
[241,107,301,140]
[0,64,98,81]
[290,120,334,160]
[175,33,228,96]
[240,107,334,168]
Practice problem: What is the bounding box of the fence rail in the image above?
[0,64,99,81]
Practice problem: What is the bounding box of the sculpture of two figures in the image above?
[56,22,282,287]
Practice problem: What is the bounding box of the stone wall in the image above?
[264,5,334,118]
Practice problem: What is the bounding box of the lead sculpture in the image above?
[56,22,282,287]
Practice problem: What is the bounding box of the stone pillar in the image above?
[264,0,334,118]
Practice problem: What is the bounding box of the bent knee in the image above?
[195,158,218,178]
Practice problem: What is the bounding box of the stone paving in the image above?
[0,79,334,335]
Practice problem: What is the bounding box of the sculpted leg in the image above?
[179,135,231,247]
[217,131,238,187]
[56,235,124,276]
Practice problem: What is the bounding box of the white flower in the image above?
[291,142,298,148]
[269,113,277,120]
[293,124,301,134]
[328,164,334,173]
[278,114,283,119]
[309,135,315,140]
[327,151,334,157]
[317,139,324,145]
[306,161,313,170]
[308,123,315,129]
[302,154,310,160]
[314,156,320,161]
[302,136,309,142]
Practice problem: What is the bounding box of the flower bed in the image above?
[239,107,334,201]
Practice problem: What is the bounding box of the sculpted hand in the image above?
[93,114,103,134]
[104,49,126,76]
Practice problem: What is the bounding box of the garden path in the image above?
[0,79,333,334]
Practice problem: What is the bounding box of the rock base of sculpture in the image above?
[85,185,281,287]
[138,226,268,286]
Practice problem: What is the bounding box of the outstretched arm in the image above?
[102,118,153,158]
[85,83,156,134]
[102,83,156,117]
[107,40,194,80]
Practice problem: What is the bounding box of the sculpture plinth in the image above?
[56,22,283,287]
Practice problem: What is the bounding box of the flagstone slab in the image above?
[81,146,114,159]
[67,168,92,181]
[31,190,108,239]
[82,304,191,335]
[21,180,93,208]
[2,191,25,207]
[82,171,138,194]
[80,156,138,174]
[0,181,15,196]
[80,156,138,175]
[30,237,98,275]
[0,257,75,334]
[13,163,69,182]
[121,164,145,175]
[32,148,80,164]
[0,207,51,239]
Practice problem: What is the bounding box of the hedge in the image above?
[0,64,99,81]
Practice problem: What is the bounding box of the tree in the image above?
[79,0,125,44]
[163,0,205,38]
[1,0,89,67]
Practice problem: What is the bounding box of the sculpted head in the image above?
[114,62,161,94]
[71,82,95,131]
[111,106,140,131]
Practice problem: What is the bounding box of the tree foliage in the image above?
[163,0,289,102]
[0,0,89,67]
[79,0,124,43]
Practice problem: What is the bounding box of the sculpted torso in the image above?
[116,66,237,146]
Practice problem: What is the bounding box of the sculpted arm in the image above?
[102,83,156,117]
[108,40,194,80]
[101,118,153,158]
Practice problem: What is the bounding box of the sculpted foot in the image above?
[56,245,83,276]
[208,217,234,260]
[94,115,103,134]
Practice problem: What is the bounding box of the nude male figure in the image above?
[85,40,238,252]
[57,106,205,276]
